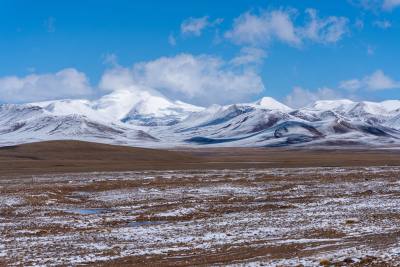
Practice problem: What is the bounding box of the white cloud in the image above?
[349,0,400,11]
[44,17,56,33]
[103,53,119,67]
[225,9,349,47]
[225,9,301,46]
[340,70,400,91]
[27,67,36,73]
[365,70,399,90]
[230,47,267,66]
[181,16,223,36]
[355,19,365,29]
[0,68,93,103]
[301,9,349,44]
[286,70,399,109]
[383,0,400,10]
[339,79,363,91]
[349,0,382,10]
[181,17,208,36]
[285,86,341,108]
[367,45,375,55]
[373,19,392,29]
[168,33,177,46]
[100,54,264,105]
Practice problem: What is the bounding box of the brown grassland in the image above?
[0,140,400,176]
[1,141,400,266]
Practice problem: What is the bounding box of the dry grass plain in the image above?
[0,140,400,176]
[1,141,400,266]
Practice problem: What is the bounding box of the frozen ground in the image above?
[1,167,400,266]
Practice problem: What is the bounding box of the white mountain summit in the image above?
[0,91,399,148]
[252,97,292,112]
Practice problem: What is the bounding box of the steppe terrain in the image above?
[1,141,400,266]
[1,140,400,176]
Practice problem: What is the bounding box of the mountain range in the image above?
[1,89,400,148]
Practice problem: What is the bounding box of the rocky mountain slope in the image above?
[1,91,399,148]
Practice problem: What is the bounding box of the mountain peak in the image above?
[253,97,292,112]
[1,92,400,148]
[310,99,355,111]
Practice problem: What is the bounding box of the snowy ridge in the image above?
[251,97,292,112]
[33,89,204,125]
[0,91,400,148]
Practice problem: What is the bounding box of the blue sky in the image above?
[0,0,399,107]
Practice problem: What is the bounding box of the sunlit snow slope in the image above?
[1,90,399,148]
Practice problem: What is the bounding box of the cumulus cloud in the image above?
[355,19,365,29]
[383,0,400,10]
[349,0,400,11]
[181,16,223,36]
[230,47,267,66]
[373,19,392,29]
[168,33,177,46]
[301,9,349,44]
[339,79,362,91]
[348,0,381,10]
[100,53,264,105]
[103,53,119,67]
[225,9,301,46]
[284,86,341,108]
[44,17,56,33]
[225,9,349,47]
[0,68,93,103]
[367,45,375,55]
[364,70,400,90]
[285,70,399,109]
[340,70,400,91]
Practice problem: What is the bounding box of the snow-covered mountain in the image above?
[33,89,203,125]
[1,91,399,148]
[153,98,400,147]
[0,103,159,147]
